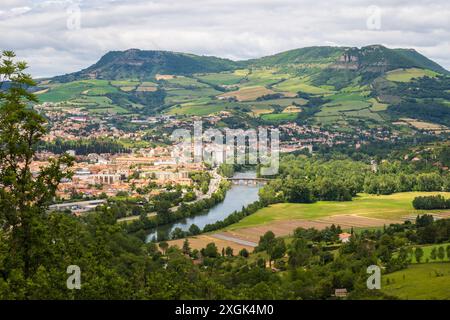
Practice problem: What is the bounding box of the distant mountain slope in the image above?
[53,49,238,82]
[248,45,448,75]
[51,45,448,83]
[245,46,345,65]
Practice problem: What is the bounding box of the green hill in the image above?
[53,49,238,82]
[35,45,449,126]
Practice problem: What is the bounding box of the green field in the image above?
[274,77,332,94]
[382,263,450,299]
[385,68,438,82]
[195,72,246,86]
[241,69,290,88]
[167,102,226,116]
[369,98,389,111]
[261,112,298,122]
[228,192,450,230]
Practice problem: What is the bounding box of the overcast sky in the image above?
[1,0,449,77]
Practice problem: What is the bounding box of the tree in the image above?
[256,231,276,252]
[430,247,437,261]
[239,248,249,258]
[416,214,434,228]
[414,247,424,263]
[155,200,172,223]
[447,245,450,260]
[288,238,311,268]
[182,239,191,256]
[268,238,286,267]
[159,241,169,255]
[0,51,73,278]
[189,224,201,235]
[225,246,233,257]
[437,247,445,261]
[201,243,219,258]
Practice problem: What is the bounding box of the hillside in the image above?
[34,45,450,131]
[53,49,238,82]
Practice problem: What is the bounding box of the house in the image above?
[338,232,352,243]
[334,288,348,298]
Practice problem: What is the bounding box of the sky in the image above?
[0,0,449,77]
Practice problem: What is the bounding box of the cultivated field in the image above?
[217,86,275,101]
[273,77,331,94]
[385,68,438,82]
[398,118,448,133]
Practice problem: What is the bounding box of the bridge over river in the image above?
[225,177,271,185]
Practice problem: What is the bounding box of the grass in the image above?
[241,69,290,88]
[315,97,383,124]
[165,87,221,104]
[261,112,297,122]
[242,97,308,108]
[228,192,450,230]
[316,102,370,119]
[110,80,141,87]
[274,77,332,94]
[164,76,209,88]
[369,98,389,111]
[382,263,450,299]
[218,86,275,102]
[39,80,119,103]
[168,103,225,116]
[195,72,245,86]
[385,68,438,82]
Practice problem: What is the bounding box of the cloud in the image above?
[0,0,448,77]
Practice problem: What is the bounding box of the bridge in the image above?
[225,177,271,185]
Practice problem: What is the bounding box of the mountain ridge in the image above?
[51,45,449,82]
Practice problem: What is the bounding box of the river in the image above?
[146,171,261,242]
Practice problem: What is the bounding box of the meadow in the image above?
[382,263,450,299]
[273,77,332,94]
[385,68,438,82]
[228,192,450,230]
[261,112,298,122]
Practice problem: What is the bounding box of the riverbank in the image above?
[146,171,261,241]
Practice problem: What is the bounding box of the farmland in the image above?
[230,192,450,230]
[385,68,438,82]
[273,77,332,94]
[217,86,275,101]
